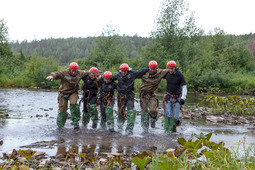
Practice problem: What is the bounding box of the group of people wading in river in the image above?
[46,60,187,134]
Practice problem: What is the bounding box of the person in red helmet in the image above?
[98,71,117,132]
[46,62,89,129]
[113,63,149,135]
[81,67,100,129]
[163,60,187,133]
[139,60,169,133]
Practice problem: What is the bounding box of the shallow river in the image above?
[0,89,254,157]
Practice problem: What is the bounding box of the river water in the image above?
[0,89,254,157]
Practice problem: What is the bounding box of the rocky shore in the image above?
[181,106,255,127]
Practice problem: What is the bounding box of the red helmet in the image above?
[103,71,112,79]
[149,60,158,68]
[69,62,79,69]
[89,67,99,73]
[119,63,129,71]
[167,60,176,67]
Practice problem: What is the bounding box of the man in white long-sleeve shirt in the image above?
[163,60,187,133]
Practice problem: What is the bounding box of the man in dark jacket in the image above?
[46,62,89,129]
[113,63,149,134]
[98,71,117,132]
[81,67,99,129]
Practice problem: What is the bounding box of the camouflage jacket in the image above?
[139,69,168,93]
[49,69,89,94]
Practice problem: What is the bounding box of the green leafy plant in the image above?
[18,150,36,161]
[199,94,255,115]
[131,156,152,170]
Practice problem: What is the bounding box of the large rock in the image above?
[206,115,225,123]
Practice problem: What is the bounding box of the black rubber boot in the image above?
[74,123,79,129]
[150,116,157,128]
[92,122,97,129]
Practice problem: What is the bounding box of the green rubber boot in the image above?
[70,105,81,125]
[117,114,126,129]
[89,104,99,129]
[100,117,107,130]
[169,118,176,132]
[164,117,169,133]
[141,112,149,133]
[57,112,68,128]
[82,112,90,128]
[106,106,114,132]
[164,117,175,133]
[125,110,136,134]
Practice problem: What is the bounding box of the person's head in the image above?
[103,71,112,83]
[69,62,79,76]
[148,60,158,74]
[167,60,176,74]
[119,63,129,77]
[89,67,99,80]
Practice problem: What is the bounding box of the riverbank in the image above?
[1,132,254,170]
[182,106,255,127]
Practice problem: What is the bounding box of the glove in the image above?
[46,76,53,81]
[179,99,185,105]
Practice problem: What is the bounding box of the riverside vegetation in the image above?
[1,0,255,94]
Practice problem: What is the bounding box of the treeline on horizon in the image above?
[11,35,150,65]
[1,0,255,94]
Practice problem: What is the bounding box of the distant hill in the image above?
[11,36,151,65]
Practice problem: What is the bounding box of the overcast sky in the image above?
[1,0,254,42]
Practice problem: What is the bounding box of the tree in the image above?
[248,38,255,56]
[87,24,126,71]
[0,19,13,74]
[147,0,203,67]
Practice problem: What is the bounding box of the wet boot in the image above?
[57,112,68,128]
[170,118,176,132]
[106,106,114,132]
[164,117,169,133]
[164,117,175,133]
[100,117,107,130]
[117,114,126,130]
[74,124,79,129]
[176,120,181,126]
[70,105,81,129]
[90,104,98,129]
[173,119,178,132]
[150,116,157,128]
[141,112,149,133]
[125,110,136,135]
[82,112,90,128]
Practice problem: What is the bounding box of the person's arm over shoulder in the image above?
[98,77,104,87]
[113,81,118,90]
[162,69,169,76]
[156,69,168,79]
[133,67,149,79]
[112,73,119,81]
[176,69,182,77]
[79,70,90,78]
